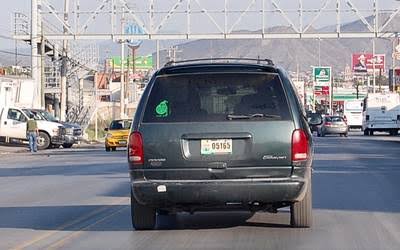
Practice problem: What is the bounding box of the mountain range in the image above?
[2,14,399,75]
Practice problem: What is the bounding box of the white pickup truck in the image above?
[0,106,66,150]
[362,93,400,136]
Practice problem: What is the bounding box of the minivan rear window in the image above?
[142,73,291,123]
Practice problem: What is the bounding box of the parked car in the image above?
[0,107,65,150]
[29,109,82,148]
[105,119,131,151]
[317,116,348,137]
[128,58,316,230]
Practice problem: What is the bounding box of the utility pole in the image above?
[156,40,160,69]
[31,0,40,108]
[393,34,398,92]
[128,44,140,102]
[40,20,45,109]
[120,6,125,119]
[372,39,376,93]
[120,42,125,119]
[94,73,98,141]
[60,0,69,122]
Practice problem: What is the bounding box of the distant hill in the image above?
[2,14,399,75]
[153,14,400,74]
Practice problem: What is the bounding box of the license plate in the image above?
[201,139,232,155]
[119,140,127,145]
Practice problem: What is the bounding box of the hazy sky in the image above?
[1,0,400,50]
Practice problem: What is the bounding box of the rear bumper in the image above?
[131,174,310,207]
[364,122,399,130]
[323,127,348,134]
[105,138,128,147]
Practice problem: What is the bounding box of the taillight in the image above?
[128,132,144,165]
[292,129,309,162]
[325,122,332,126]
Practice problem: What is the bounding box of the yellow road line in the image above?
[11,197,129,250]
[47,206,129,250]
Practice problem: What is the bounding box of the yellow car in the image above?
[104,119,132,151]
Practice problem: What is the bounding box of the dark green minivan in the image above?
[128,59,315,230]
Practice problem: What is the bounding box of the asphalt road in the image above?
[0,132,399,250]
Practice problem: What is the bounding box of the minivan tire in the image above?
[290,177,312,228]
[131,190,156,230]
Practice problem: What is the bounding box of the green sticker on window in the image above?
[155,100,170,117]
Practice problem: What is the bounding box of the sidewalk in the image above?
[0,144,28,155]
[0,142,102,155]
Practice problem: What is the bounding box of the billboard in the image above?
[110,55,153,70]
[313,67,331,84]
[352,53,385,73]
[389,68,400,92]
[314,86,330,96]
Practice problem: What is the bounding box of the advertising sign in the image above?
[110,55,153,70]
[389,68,400,92]
[393,38,400,60]
[314,86,330,96]
[352,53,385,73]
[313,67,331,84]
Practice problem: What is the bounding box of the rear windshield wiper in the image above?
[226,113,281,120]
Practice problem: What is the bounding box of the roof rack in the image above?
[164,57,274,67]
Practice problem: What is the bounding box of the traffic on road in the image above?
[0,131,399,250]
[2,1,400,249]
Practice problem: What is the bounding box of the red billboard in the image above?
[352,53,385,73]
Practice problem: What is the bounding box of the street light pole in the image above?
[393,34,398,92]
[318,38,321,66]
[372,38,376,93]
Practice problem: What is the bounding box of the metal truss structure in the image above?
[15,0,400,42]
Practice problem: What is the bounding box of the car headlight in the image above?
[65,128,74,135]
[52,128,59,134]
[106,133,113,139]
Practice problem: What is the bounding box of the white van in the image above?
[343,100,363,129]
[0,107,66,150]
[362,93,400,135]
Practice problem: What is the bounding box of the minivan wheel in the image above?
[131,190,156,230]
[290,178,312,228]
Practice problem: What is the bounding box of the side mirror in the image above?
[104,128,109,131]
